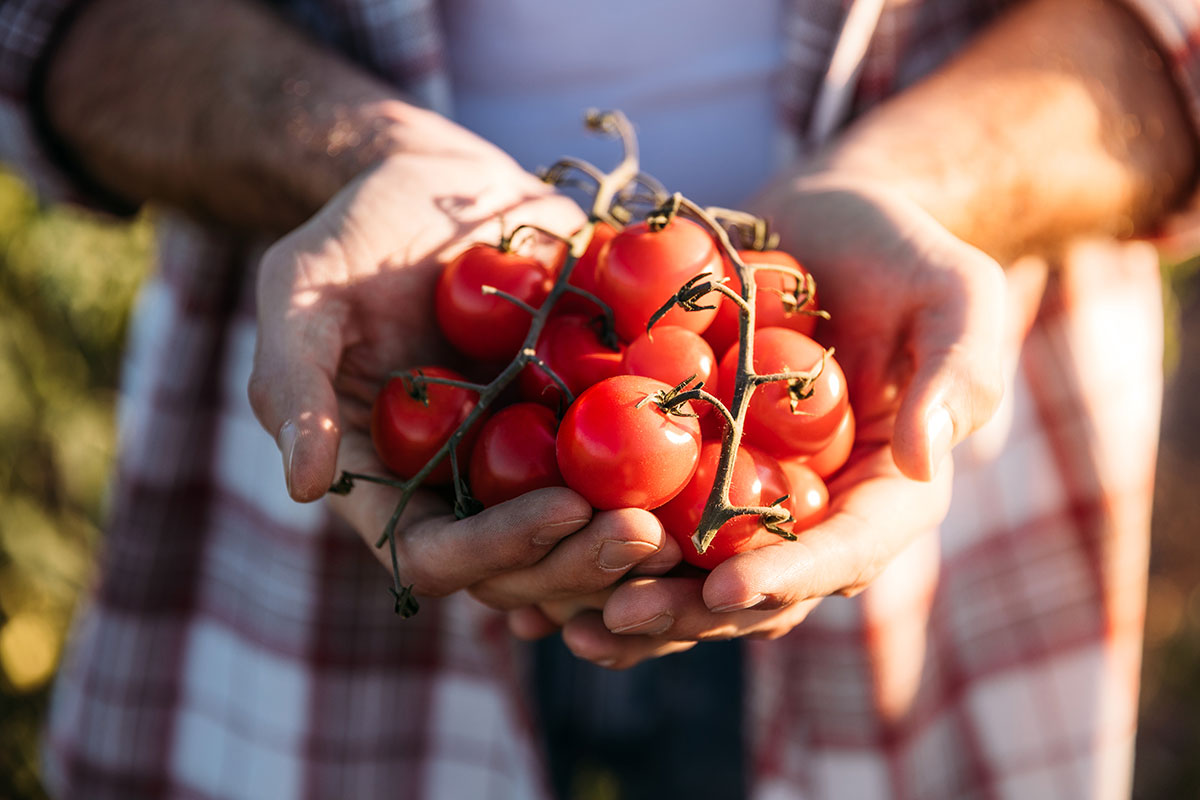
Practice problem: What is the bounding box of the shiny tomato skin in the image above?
[776,457,830,531]
[556,375,701,510]
[436,243,553,361]
[468,402,564,507]
[621,325,718,399]
[704,250,821,357]
[656,441,776,570]
[518,313,625,407]
[594,218,725,342]
[744,445,794,523]
[370,366,483,485]
[719,327,848,458]
[556,221,619,315]
[804,405,855,479]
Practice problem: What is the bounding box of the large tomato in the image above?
[556,374,702,510]
[371,366,483,485]
[436,243,553,361]
[519,313,625,407]
[719,327,848,458]
[594,217,725,342]
[656,441,778,570]
[468,402,564,507]
[704,249,821,357]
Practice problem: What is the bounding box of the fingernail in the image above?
[925,404,954,478]
[598,540,660,571]
[711,594,766,613]
[532,518,591,546]
[611,612,673,635]
[595,658,618,669]
[276,419,298,495]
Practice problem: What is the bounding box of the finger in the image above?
[601,577,820,643]
[559,611,697,670]
[892,245,1006,481]
[469,509,672,610]
[507,606,561,641]
[701,445,953,612]
[249,242,347,502]
[328,452,595,597]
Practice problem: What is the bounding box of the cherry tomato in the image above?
[556,374,701,510]
[776,457,830,531]
[556,221,618,315]
[622,325,718,399]
[436,243,553,361]
[656,441,777,570]
[518,313,625,407]
[371,366,483,485]
[704,249,821,357]
[744,445,794,525]
[468,402,564,507]
[594,217,725,342]
[719,327,848,458]
[804,406,855,478]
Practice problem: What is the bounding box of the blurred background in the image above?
[0,165,1197,799]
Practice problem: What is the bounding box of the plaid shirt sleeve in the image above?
[0,0,135,211]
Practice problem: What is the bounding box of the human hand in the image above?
[247,113,672,610]
[531,173,1010,667]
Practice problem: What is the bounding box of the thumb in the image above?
[891,249,1006,481]
[248,251,346,502]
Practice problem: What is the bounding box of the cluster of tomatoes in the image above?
[370,212,854,570]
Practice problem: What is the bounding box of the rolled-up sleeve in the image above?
[0,0,133,211]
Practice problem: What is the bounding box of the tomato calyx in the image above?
[634,374,705,419]
[760,494,798,540]
[762,270,824,318]
[645,271,723,334]
[748,346,836,414]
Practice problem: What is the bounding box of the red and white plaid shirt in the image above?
[3,1,1199,798]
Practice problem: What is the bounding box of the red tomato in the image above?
[436,243,553,361]
[744,445,794,526]
[621,325,718,399]
[468,402,564,507]
[556,221,618,315]
[594,217,725,342]
[775,457,830,531]
[704,250,821,357]
[518,313,625,407]
[556,375,702,510]
[370,366,483,485]
[719,327,848,458]
[656,441,778,570]
[804,405,855,479]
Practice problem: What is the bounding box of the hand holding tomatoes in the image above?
[546,166,1011,669]
[248,128,678,615]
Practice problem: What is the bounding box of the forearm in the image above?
[43,0,437,233]
[808,0,1198,262]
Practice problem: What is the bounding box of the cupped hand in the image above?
[545,171,1013,668]
[246,114,670,609]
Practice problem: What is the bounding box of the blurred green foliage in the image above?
[0,167,151,798]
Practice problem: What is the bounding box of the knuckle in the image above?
[466,584,522,612]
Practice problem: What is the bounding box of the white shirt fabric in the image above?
[443,0,787,208]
